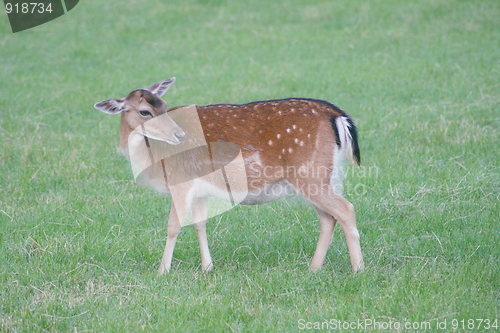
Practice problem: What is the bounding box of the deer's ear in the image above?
[94,99,126,114]
[146,77,176,97]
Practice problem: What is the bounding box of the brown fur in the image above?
[96,81,364,274]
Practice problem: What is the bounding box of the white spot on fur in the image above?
[286,128,291,133]
[300,141,304,146]
[294,138,299,144]
[288,148,293,153]
[277,133,281,139]
[268,140,273,145]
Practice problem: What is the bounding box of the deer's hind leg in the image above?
[310,205,337,270]
[295,179,364,272]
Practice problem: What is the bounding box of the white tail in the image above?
[95,78,364,274]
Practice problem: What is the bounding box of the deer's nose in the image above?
[174,130,186,142]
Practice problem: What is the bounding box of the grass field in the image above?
[0,0,499,331]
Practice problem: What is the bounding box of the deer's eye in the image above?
[139,110,152,117]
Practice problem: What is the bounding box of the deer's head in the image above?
[94,77,186,145]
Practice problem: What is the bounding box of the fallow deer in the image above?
[94,78,364,274]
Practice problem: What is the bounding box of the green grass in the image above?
[1,0,499,331]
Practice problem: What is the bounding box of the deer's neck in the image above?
[119,112,133,160]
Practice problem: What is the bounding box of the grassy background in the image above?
[0,0,499,331]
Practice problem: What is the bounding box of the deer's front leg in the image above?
[192,197,212,272]
[159,201,185,275]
